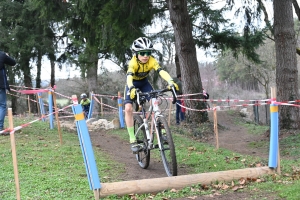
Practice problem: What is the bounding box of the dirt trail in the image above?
[88,110,273,199]
[89,131,188,182]
[207,111,269,158]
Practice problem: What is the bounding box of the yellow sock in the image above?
[127,127,136,143]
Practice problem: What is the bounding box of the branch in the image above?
[257,0,273,34]
[296,47,300,56]
[293,0,300,21]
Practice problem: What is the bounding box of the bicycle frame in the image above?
[136,100,164,150]
[136,88,174,146]
[134,87,178,176]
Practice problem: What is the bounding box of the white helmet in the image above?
[131,37,154,52]
[80,93,87,98]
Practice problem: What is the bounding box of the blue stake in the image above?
[88,93,94,119]
[37,92,46,122]
[268,103,279,168]
[48,90,54,129]
[72,104,101,190]
[118,96,125,128]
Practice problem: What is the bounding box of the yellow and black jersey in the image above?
[127,56,160,80]
[126,56,173,88]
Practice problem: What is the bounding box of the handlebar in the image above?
[134,87,177,112]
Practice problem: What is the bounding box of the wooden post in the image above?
[100,98,103,116]
[8,108,21,200]
[94,189,100,200]
[213,104,219,149]
[52,92,63,144]
[168,99,172,126]
[27,96,31,115]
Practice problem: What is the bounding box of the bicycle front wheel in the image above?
[157,116,177,176]
[134,115,150,169]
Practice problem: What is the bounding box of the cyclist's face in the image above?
[137,52,151,63]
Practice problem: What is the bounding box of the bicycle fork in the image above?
[143,118,154,149]
[153,116,164,150]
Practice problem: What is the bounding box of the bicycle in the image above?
[133,87,178,177]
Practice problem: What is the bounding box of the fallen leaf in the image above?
[212,184,220,189]
[233,156,240,161]
[232,186,240,191]
[221,184,229,190]
[255,179,262,183]
[201,184,209,190]
[256,163,262,167]
[239,178,246,185]
[188,147,196,151]
[187,196,198,199]
[170,188,178,193]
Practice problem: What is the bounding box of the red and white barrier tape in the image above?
[0,104,73,135]
[93,96,118,110]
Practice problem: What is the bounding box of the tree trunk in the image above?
[86,51,98,112]
[7,67,17,114]
[50,59,55,88]
[274,0,300,129]
[168,0,208,122]
[36,50,42,88]
[86,56,98,94]
[21,57,38,113]
[175,54,180,76]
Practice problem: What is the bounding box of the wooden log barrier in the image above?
[99,167,274,198]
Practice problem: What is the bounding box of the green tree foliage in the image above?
[189,0,269,63]
[98,0,164,71]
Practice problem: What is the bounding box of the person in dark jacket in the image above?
[0,51,16,132]
[173,74,185,125]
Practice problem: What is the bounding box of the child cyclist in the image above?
[124,37,179,153]
[80,93,90,119]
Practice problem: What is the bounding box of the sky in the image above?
[33,57,120,81]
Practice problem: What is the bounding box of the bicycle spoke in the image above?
[133,115,150,169]
[157,116,177,176]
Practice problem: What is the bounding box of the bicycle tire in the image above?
[133,114,150,169]
[157,116,177,176]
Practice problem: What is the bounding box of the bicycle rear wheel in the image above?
[157,116,177,176]
[133,115,150,169]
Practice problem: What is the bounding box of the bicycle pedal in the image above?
[154,144,159,148]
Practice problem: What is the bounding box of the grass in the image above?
[2,111,300,200]
[0,116,122,200]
